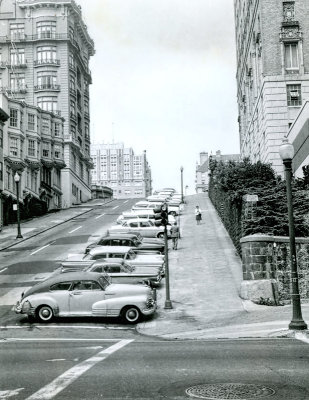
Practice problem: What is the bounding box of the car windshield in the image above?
[127,250,136,260]
[122,262,135,272]
[98,274,111,289]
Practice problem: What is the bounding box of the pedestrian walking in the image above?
[170,222,180,250]
[195,205,202,225]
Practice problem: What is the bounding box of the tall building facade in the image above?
[91,143,152,199]
[0,0,94,212]
[234,0,309,174]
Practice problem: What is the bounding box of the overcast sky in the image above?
[76,0,239,194]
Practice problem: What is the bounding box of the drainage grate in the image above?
[186,383,275,399]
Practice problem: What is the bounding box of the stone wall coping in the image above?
[240,234,309,244]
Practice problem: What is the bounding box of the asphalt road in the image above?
[0,338,308,399]
[0,198,138,325]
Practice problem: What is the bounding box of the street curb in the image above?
[0,199,115,252]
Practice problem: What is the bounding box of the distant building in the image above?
[91,143,152,199]
[234,0,309,175]
[195,151,240,193]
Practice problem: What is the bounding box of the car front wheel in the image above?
[157,232,164,239]
[36,305,54,322]
[121,306,141,323]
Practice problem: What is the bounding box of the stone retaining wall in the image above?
[240,234,309,304]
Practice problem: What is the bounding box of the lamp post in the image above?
[180,166,184,203]
[279,137,307,330]
[14,172,23,239]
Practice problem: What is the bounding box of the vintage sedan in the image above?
[58,260,163,287]
[84,233,165,254]
[108,219,170,239]
[14,272,156,323]
[83,246,165,267]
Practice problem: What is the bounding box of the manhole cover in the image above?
[186,383,275,399]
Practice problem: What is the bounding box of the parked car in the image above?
[113,232,165,246]
[117,211,176,227]
[14,272,156,323]
[108,219,170,239]
[57,260,163,287]
[84,233,165,254]
[83,246,165,266]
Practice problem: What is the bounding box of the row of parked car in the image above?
[14,188,183,324]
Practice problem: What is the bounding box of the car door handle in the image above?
[70,292,82,296]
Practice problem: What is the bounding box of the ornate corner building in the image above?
[0,0,95,227]
[234,0,309,174]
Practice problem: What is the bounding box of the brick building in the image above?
[0,0,95,213]
[91,143,152,199]
[234,0,309,174]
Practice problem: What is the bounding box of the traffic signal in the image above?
[161,203,168,226]
[153,205,163,226]
[153,204,169,226]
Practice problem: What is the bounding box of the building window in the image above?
[54,123,60,137]
[0,128,2,148]
[0,162,2,181]
[10,137,18,156]
[10,72,25,91]
[42,118,50,134]
[28,139,35,157]
[283,2,295,22]
[287,84,301,106]
[37,71,57,89]
[28,113,35,131]
[37,21,56,38]
[5,166,11,190]
[37,46,57,63]
[10,48,24,65]
[54,145,61,159]
[9,109,18,127]
[43,148,49,157]
[10,23,25,39]
[37,96,58,112]
[284,43,299,72]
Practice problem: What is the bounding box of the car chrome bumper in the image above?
[142,304,157,316]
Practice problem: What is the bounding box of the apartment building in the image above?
[234,0,309,174]
[91,143,152,199]
[195,151,240,193]
[0,94,65,227]
[0,0,94,215]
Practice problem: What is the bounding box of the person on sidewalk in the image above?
[195,206,202,225]
[170,222,180,250]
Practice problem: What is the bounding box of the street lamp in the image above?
[279,137,307,330]
[14,172,23,239]
[180,166,184,203]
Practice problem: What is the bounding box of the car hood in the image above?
[105,283,151,297]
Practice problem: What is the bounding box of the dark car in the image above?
[85,233,165,254]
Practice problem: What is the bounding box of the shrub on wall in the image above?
[208,158,309,254]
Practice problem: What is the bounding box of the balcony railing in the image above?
[34,84,60,92]
[1,85,27,93]
[6,61,27,69]
[34,59,60,67]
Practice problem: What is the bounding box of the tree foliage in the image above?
[208,159,309,254]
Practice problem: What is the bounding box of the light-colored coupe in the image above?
[14,272,156,323]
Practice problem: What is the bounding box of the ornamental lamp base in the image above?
[289,320,308,331]
[164,300,173,309]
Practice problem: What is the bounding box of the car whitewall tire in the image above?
[37,305,54,322]
[121,306,141,323]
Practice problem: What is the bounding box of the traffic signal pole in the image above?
[164,224,173,309]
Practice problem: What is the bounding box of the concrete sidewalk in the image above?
[138,194,309,341]
[0,199,112,251]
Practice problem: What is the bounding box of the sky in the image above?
[76,0,239,194]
